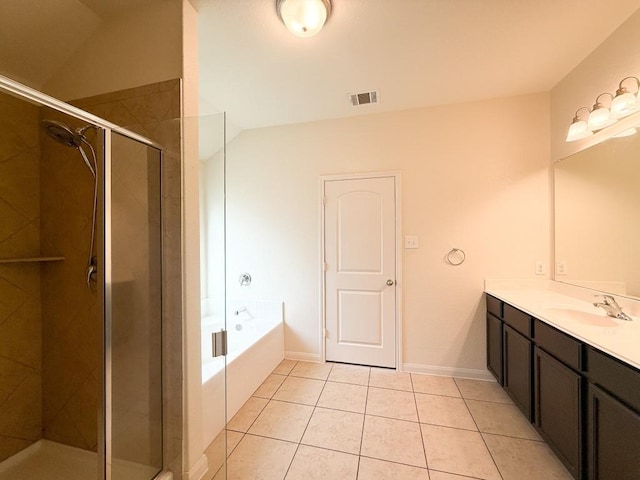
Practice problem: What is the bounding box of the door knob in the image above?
[386,279,395,286]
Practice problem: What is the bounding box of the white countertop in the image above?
[485,282,640,371]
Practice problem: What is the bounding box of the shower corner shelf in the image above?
[0,256,65,264]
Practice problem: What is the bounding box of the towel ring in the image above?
[446,248,466,266]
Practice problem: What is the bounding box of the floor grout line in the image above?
[281,363,331,480]
[215,363,568,479]
[411,374,430,471]
[461,396,505,480]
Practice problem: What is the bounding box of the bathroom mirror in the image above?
[554,132,640,299]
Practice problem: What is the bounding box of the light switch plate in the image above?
[535,261,545,275]
[404,235,419,249]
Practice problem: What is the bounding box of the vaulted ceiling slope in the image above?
[198,0,640,130]
[0,0,163,90]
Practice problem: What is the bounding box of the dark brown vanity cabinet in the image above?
[502,304,533,420]
[504,324,533,420]
[485,294,640,480]
[486,296,503,384]
[534,319,584,479]
[586,348,640,480]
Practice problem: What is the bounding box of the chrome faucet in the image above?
[593,295,633,321]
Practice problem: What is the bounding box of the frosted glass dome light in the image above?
[610,77,640,119]
[566,107,593,142]
[587,93,617,131]
[277,0,332,38]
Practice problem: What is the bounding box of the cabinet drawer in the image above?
[535,319,583,371]
[503,304,532,338]
[486,295,503,319]
[588,347,640,412]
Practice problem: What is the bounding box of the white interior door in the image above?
[324,176,397,368]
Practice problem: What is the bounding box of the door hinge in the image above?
[323,262,328,271]
[324,328,329,339]
[322,195,327,206]
[212,330,228,357]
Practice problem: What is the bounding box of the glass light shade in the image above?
[587,106,616,131]
[610,90,640,119]
[566,119,592,142]
[278,0,330,38]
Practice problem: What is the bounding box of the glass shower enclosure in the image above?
[0,76,164,480]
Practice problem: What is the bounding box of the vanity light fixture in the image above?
[566,107,593,142]
[276,0,332,38]
[565,74,640,142]
[610,76,640,119]
[587,93,616,131]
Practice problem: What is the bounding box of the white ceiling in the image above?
[198,0,640,131]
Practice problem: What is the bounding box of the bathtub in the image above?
[201,300,284,449]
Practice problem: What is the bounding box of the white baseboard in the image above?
[285,351,321,362]
[183,454,209,480]
[403,363,495,381]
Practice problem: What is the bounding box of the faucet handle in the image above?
[593,294,617,305]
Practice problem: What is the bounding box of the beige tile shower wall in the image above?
[72,79,183,477]
[0,92,42,462]
[39,107,101,452]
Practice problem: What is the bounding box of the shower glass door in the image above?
[105,131,163,480]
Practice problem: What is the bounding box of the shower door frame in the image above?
[0,75,168,480]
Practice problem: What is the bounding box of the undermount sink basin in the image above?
[543,307,622,327]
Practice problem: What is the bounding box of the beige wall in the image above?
[42,0,182,102]
[0,92,42,462]
[221,93,550,373]
[550,9,640,161]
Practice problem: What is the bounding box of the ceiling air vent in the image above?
[349,90,379,106]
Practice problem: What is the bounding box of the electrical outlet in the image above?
[535,261,545,275]
[556,260,568,276]
[404,235,419,249]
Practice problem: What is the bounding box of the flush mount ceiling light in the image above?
[276,0,332,38]
[610,76,640,119]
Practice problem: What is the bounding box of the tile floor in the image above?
[205,360,572,480]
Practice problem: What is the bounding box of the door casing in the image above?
[319,171,403,370]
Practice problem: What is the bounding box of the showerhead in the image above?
[40,119,97,178]
[40,119,82,148]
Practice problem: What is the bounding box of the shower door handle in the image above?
[212,330,228,358]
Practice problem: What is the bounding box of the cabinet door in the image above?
[534,347,582,480]
[588,384,640,480]
[503,324,532,420]
[487,313,503,384]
